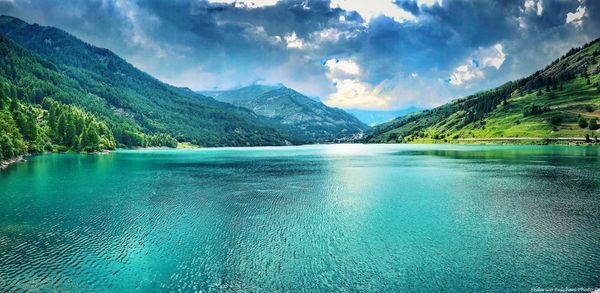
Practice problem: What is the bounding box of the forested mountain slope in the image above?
[366,38,600,143]
[207,85,369,142]
[1,83,119,164]
[0,15,289,147]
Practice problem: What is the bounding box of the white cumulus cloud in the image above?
[524,0,543,16]
[284,32,307,49]
[479,44,506,70]
[322,58,392,110]
[449,62,484,87]
[566,4,586,27]
[329,0,416,22]
[324,59,361,76]
[449,44,506,87]
[326,78,393,110]
[206,0,279,8]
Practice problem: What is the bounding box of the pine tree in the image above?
[56,113,67,144]
[9,97,18,113]
[65,117,77,148]
[48,102,59,130]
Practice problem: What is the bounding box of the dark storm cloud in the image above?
[0,0,598,110]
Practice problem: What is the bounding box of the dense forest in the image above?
[0,76,182,162]
[0,79,117,161]
[366,38,600,143]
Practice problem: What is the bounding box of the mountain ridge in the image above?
[0,15,290,147]
[206,85,369,143]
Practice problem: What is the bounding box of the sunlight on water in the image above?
[0,144,598,292]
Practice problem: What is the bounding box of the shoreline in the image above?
[1,141,598,172]
[0,156,24,171]
[0,149,113,172]
[451,137,599,146]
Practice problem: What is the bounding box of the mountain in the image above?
[365,38,600,144]
[204,85,369,143]
[0,15,289,147]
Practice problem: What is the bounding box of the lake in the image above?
[0,144,599,292]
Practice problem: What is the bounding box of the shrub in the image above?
[550,115,563,125]
[578,116,588,128]
[590,118,599,130]
[524,104,549,117]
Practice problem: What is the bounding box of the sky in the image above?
[0,0,599,123]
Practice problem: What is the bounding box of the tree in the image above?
[23,116,37,141]
[80,122,100,151]
[560,84,564,91]
[56,113,67,144]
[9,97,18,113]
[550,115,563,125]
[590,118,599,130]
[0,134,16,160]
[578,116,588,128]
[65,117,77,148]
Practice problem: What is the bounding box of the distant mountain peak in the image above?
[210,84,369,143]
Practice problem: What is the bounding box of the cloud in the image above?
[524,0,543,16]
[566,3,586,27]
[480,44,506,69]
[449,44,506,87]
[284,32,307,48]
[324,58,360,76]
[449,62,484,87]
[1,0,599,113]
[325,78,393,110]
[322,58,392,110]
[322,58,444,110]
[206,0,279,8]
[329,0,416,22]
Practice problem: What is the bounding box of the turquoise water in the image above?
[0,144,599,292]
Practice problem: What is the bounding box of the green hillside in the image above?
[365,38,600,144]
[207,85,369,143]
[0,15,289,147]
